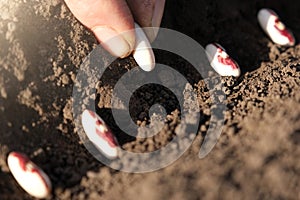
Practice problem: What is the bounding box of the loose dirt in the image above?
[0,0,299,199]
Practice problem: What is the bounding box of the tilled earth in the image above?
[0,0,300,199]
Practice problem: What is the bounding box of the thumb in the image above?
[64,0,135,58]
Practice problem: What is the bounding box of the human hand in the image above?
[64,0,166,58]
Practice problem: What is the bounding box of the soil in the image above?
[1,0,300,199]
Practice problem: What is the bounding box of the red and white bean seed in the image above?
[7,152,52,199]
[81,109,119,159]
[133,23,156,72]
[257,8,295,46]
[205,43,241,77]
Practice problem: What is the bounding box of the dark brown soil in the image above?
[1,0,300,199]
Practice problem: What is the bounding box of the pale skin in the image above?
[64,0,166,58]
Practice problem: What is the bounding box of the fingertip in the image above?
[93,26,134,58]
[127,0,166,42]
[121,28,136,56]
[152,0,166,28]
[143,27,159,43]
[65,0,136,58]
[148,0,166,42]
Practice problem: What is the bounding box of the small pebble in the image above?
[81,109,119,159]
[205,43,241,77]
[133,23,156,71]
[7,152,52,199]
[257,8,295,46]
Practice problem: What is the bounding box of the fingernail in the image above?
[144,0,166,42]
[92,26,131,58]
